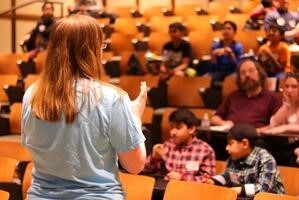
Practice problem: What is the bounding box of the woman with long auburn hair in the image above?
[21,14,147,199]
[262,73,299,166]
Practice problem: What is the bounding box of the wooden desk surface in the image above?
[198,126,299,138]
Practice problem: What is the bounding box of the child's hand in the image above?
[231,187,242,195]
[223,120,234,129]
[130,81,147,119]
[166,171,182,180]
[152,143,164,159]
[213,48,225,56]
[224,47,232,55]
[202,178,215,184]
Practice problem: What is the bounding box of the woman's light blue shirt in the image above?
[21,79,145,199]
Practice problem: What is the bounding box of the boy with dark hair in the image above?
[210,20,244,82]
[204,123,285,198]
[258,22,291,79]
[143,108,216,182]
[159,22,192,81]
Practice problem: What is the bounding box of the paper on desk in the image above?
[210,125,231,132]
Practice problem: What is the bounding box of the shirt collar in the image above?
[238,147,259,167]
[173,137,197,151]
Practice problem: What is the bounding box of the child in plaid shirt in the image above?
[143,108,216,182]
[205,123,285,198]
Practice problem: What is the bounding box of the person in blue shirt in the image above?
[210,20,244,82]
[21,14,147,200]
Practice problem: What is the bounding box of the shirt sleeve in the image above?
[278,42,291,72]
[211,158,234,186]
[211,169,232,186]
[234,42,244,65]
[244,155,279,197]
[215,93,233,119]
[211,41,220,52]
[268,92,282,117]
[264,12,274,31]
[182,42,192,58]
[21,85,34,146]
[193,150,216,182]
[109,92,145,153]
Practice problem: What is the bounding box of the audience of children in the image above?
[6,2,299,200]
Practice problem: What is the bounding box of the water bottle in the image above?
[201,113,210,130]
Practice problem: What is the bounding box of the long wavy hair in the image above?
[31,14,105,123]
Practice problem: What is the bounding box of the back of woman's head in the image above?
[32,14,105,123]
[46,14,104,80]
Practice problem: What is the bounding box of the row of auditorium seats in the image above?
[0,69,283,115]
[105,28,264,59]
[121,165,299,199]
[101,14,265,56]
[110,0,299,20]
[0,142,32,200]
[96,2,267,59]
[109,13,256,34]
[1,152,298,200]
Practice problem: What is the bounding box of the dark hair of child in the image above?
[222,20,237,32]
[227,123,258,148]
[169,108,200,128]
[169,22,186,32]
[269,23,285,36]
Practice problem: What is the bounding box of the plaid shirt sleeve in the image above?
[251,152,284,195]
[213,165,233,186]
[193,150,216,182]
